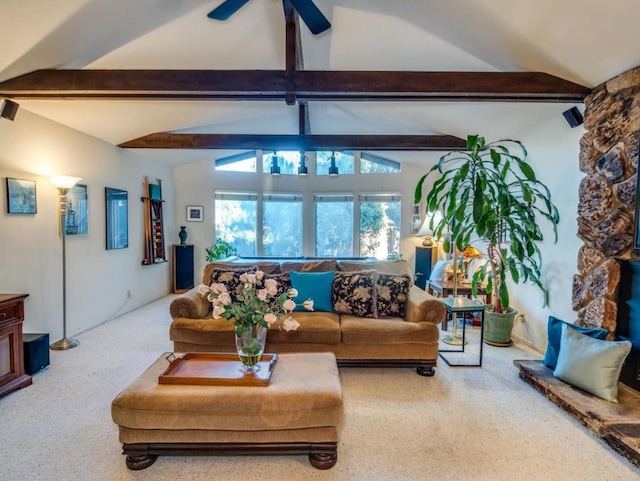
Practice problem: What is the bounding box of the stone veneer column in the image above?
[573,66,640,332]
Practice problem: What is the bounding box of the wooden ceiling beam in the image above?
[0,70,589,102]
[118,133,467,151]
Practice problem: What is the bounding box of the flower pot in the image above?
[235,324,267,373]
[483,307,517,347]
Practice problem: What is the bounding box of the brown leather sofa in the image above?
[169,257,446,376]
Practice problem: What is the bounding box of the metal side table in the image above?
[438,297,486,367]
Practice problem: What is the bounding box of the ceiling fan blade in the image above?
[289,0,331,34]
[207,0,251,20]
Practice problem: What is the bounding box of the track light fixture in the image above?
[270,151,281,175]
[298,152,308,176]
[328,151,339,176]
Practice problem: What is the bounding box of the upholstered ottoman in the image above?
[111,352,343,470]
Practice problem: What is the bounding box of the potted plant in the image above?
[205,238,238,262]
[414,135,560,346]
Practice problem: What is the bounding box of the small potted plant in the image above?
[414,135,560,346]
[205,238,238,262]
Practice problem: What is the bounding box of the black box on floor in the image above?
[23,333,50,375]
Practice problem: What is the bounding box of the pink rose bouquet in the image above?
[198,270,313,337]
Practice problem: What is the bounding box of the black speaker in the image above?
[173,244,195,293]
[0,99,19,121]
[563,107,584,128]
[23,333,50,375]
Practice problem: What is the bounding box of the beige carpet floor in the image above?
[1,295,639,481]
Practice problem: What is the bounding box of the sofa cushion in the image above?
[338,259,414,286]
[267,311,341,344]
[332,270,377,318]
[340,315,438,345]
[290,270,335,312]
[280,260,338,273]
[170,316,235,347]
[376,273,411,318]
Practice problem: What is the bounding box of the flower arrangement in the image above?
[198,270,313,369]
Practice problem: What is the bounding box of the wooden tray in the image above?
[158,352,278,387]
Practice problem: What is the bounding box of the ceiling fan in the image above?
[208,0,331,35]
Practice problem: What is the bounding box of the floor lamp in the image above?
[50,175,81,350]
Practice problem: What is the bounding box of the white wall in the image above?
[0,110,174,340]
[508,116,585,352]
[172,154,431,281]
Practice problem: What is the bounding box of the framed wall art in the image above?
[6,177,37,214]
[186,205,204,222]
[106,187,128,250]
[65,184,88,235]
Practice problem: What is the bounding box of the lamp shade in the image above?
[416,210,443,237]
[50,175,81,189]
[462,245,483,259]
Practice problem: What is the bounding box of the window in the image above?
[214,192,258,256]
[315,194,354,256]
[215,151,257,172]
[263,194,303,256]
[359,193,401,259]
[316,151,355,175]
[360,153,401,174]
[262,151,300,175]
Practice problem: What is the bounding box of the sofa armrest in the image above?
[405,286,446,325]
[170,287,210,319]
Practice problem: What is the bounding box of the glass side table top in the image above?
[439,296,485,311]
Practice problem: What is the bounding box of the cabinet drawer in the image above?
[0,304,19,322]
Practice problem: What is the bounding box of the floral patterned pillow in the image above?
[332,270,377,318]
[209,267,257,303]
[376,273,411,318]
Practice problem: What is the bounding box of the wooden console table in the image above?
[0,293,32,398]
[427,280,491,304]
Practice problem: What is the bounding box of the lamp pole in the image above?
[49,176,81,350]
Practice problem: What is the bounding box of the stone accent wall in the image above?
[573,66,640,332]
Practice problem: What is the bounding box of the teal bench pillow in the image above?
[542,316,609,370]
[290,270,335,312]
[553,325,632,403]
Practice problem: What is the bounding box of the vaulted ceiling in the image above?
[2,0,640,167]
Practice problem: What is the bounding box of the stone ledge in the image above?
[514,359,640,468]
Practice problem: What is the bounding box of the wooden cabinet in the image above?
[415,246,434,290]
[0,294,32,398]
[172,244,195,293]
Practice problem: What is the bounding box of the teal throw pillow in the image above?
[542,316,609,370]
[290,270,335,312]
[553,325,632,403]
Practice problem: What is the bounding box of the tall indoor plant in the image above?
[414,135,560,345]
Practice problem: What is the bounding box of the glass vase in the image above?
[235,324,267,373]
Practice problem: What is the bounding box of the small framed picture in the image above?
[186,205,204,222]
[6,177,37,214]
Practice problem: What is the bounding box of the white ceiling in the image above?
[2,0,640,167]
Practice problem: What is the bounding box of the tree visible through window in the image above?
[315,194,354,256]
[214,192,257,256]
[263,194,303,256]
[359,193,401,259]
